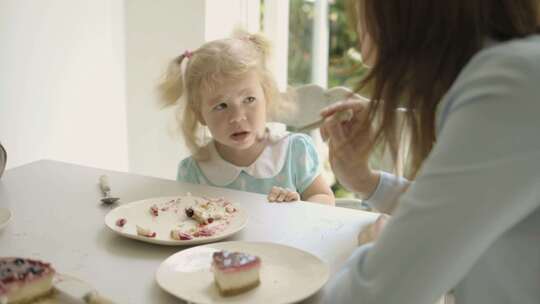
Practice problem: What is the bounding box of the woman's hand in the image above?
[358,214,389,245]
[268,186,300,203]
[319,99,380,197]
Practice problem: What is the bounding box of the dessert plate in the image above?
[0,208,11,231]
[156,241,330,304]
[104,196,247,246]
[8,274,100,304]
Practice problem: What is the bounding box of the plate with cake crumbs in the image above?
[104,194,247,246]
[155,241,329,304]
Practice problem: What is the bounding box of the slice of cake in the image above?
[185,199,228,225]
[136,225,156,238]
[170,220,198,241]
[0,257,56,304]
[211,250,261,296]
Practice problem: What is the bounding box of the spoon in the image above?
[289,109,354,133]
[99,175,120,205]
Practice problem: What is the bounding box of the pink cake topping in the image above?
[149,204,159,216]
[0,258,55,294]
[136,226,156,238]
[193,228,214,237]
[212,251,261,273]
[115,218,127,227]
[177,232,193,240]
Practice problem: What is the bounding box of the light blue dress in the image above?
[326,35,540,304]
[177,129,320,196]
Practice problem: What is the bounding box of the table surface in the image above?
[0,160,377,303]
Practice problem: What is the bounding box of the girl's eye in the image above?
[213,103,227,111]
[244,96,256,104]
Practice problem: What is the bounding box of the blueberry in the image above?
[14,258,25,265]
[0,268,11,277]
[29,267,43,275]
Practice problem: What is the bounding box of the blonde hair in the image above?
[158,30,289,160]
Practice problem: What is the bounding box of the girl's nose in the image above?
[229,106,247,123]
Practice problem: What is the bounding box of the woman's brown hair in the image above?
[348,0,540,178]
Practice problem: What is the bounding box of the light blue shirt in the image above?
[326,35,540,304]
[177,131,320,196]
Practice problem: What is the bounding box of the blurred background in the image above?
[0,0,364,195]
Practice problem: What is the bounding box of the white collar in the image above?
[197,124,291,186]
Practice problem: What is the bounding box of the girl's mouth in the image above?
[231,131,250,141]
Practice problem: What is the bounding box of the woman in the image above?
[320,0,540,303]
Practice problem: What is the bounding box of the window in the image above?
[262,0,366,90]
[261,0,392,196]
[290,0,366,89]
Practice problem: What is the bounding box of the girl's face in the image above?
[200,70,267,153]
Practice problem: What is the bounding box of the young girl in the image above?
[158,31,335,205]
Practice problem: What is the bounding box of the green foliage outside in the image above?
[287,0,366,89]
[260,0,375,198]
[287,0,368,198]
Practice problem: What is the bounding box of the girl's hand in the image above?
[268,186,300,203]
[319,99,379,197]
[358,214,390,245]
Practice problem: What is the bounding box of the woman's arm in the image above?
[363,171,410,214]
[325,47,540,304]
[320,100,410,214]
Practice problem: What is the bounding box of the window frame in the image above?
[262,0,330,90]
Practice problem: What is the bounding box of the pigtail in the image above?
[245,33,272,64]
[180,105,209,161]
[158,51,210,160]
[232,29,272,63]
[158,54,189,107]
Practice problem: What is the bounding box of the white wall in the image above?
[1,0,258,179]
[0,0,128,171]
[205,0,260,40]
[263,0,289,91]
[126,0,259,179]
[124,0,205,180]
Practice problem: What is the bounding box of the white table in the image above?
[0,160,378,303]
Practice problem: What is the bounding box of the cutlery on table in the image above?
[0,141,6,179]
[99,175,120,205]
[54,274,116,304]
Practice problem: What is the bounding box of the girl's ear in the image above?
[196,111,206,125]
[188,104,206,125]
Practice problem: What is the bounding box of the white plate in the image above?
[104,196,247,246]
[26,274,105,304]
[156,241,330,304]
[0,207,11,231]
[2,274,95,304]
[50,274,96,303]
